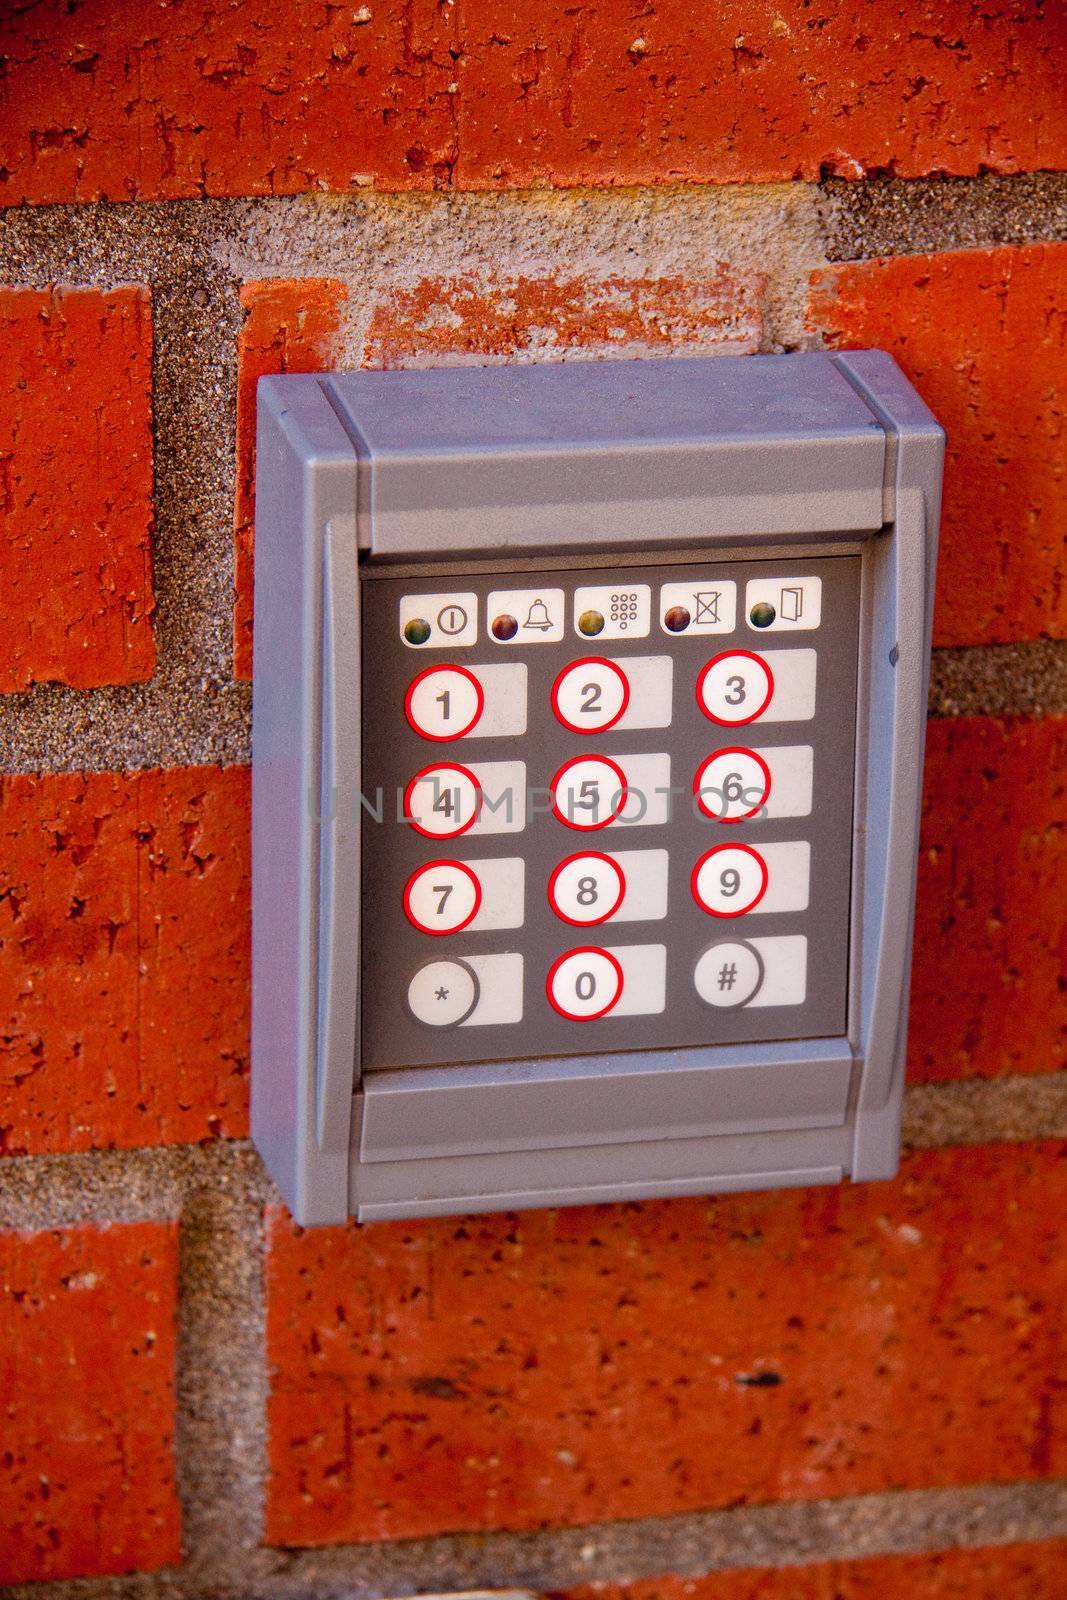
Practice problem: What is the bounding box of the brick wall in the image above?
[0,6,1064,1597]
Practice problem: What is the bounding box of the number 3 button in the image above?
[548,851,625,926]
[547,946,624,1020]
[405,665,485,740]
[692,844,768,917]
[552,658,630,733]
[696,650,773,726]
[404,860,482,934]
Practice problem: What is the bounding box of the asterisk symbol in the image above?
[435,986,449,1000]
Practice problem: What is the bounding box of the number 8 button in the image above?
[548,851,626,925]
[697,650,773,726]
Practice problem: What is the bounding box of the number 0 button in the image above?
[404,860,482,934]
[547,946,624,1020]
[404,763,482,838]
[696,651,773,726]
[552,658,630,733]
[548,851,625,926]
[405,665,485,740]
[692,844,768,917]
[694,748,771,822]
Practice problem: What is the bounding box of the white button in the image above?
[404,762,482,838]
[572,584,651,640]
[407,959,480,1026]
[696,651,774,726]
[745,935,808,1007]
[463,760,528,835]
[464,663,528,738]
[552,658,630,733]
[660,579,737,635]
[405,665,485,741]
[548,851,626,926]
[752,649,816,722]
[550,754,628,831]
[692,844,769,917]
[611,655,673,731]
[400,592,478,649]
[745,576,823,632]
[752,841,810,913]
[694,941,764,1008]
[547,946,624,1020]
[693,748,771,822]
[487,588,565,644]
[460,952,525,1025]
[606,850,669,921]
[606,752,672,827]
[403,860,482,934]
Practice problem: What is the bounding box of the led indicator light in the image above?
[404,617,432,645]
[750,602,776,629]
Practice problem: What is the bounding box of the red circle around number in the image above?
[550,753,629,831]
[403,761,483,838]
[403,859,483,935]
[550,657,631,734]
[546,945,625,1021]
[547,851,627,926]
[695,650,774,726]
[692,746,772,823]
[691,843,769,917]
[404,664,485,741]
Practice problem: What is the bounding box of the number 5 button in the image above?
[550,754,628,830]
[548,851,626,925]
[404,860,482,934]
[552,658,630,732]
[547,946,624,1020]
[696,651,773,726]
[692,844,768,917]
[405,665,485,740]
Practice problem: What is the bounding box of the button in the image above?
[548,851,626,926]
[693,747,772,822]
[404,762,482,838]
[572,584,651,640]
[694,940,764,1008]
[550,754,628,831]
[696,650,774,727]
[551,657,630,733]
[659,579,737,635]
[404,860,483,935]
[745,576,823,632]
[692,844,769,917]
[547,946,624,1020]
[399,592,478,649]
[405,665,485,741]
[487,588,565,644]
[407,958,480,1026]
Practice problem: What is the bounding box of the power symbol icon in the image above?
[437,604,469,636]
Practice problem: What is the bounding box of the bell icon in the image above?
[523,597,553,631]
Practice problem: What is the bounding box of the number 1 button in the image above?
[547,946,624,1020]
[404,860,482,934]
[552,658,630,732]
[405,665,485,740]
[696,651,773,726]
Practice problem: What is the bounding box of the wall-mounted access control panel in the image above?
[251,353,943,1224]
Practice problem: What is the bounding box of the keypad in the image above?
[361,557,860,1072]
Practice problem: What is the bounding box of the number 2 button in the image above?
[696,651,773,726]
[405,665,485,740]
[404,860,482,934]
[552,658,630,733]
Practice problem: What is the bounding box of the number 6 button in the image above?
[692,844,768,917]
[696,650,773,726]
[552,658,630,732]
[547,946,624,1020]
[694,748,771,822]
[405,665,485,740]
[404,860,482,934]
[549,851,626,925]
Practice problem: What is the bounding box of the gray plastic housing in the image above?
[251,353,943,1225]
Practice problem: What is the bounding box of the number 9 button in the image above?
[697,650,773,726]
[691,843,768,917]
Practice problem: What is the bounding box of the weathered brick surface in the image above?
[233,279,347,679]
[265,1141,1067,1546]
[561,1541,1067,1600]
[807,243,1067,649]
[909,716,1067,1083]
[2,4,1065,205]
[0,766,249,1156]
[364,270,764,367]
[0,284,155,692]
[0,1221,180,1583]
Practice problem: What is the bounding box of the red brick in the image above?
[561,1542,1067,1600]
[807,244,1067,648]
[0,766,249,1156]
[233,279,347,679]
[265,1141,1067,1546]
[0,285,155,691]
[364,270,764,367]
[2,4,1064,202]
[0,1221,180,1583]
[909,717,1067,1083]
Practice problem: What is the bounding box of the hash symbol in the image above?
[717,962,738,991]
